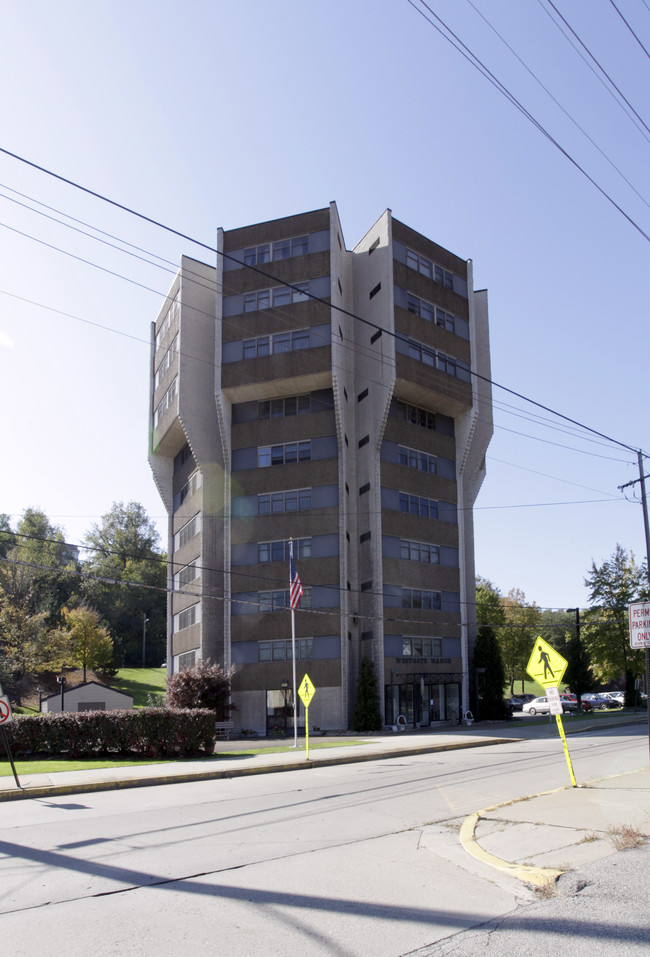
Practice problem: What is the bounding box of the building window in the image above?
[401,336,471,380]
[174,514,201,551]
[242,281,311,314]
[258,587,312,612]
[400,540,440,564]
[178,650,197,671]
[258,394,311,419]
[176,470,201,510]
[405,294,460,335]
[242,328,316,358]
[258,538,311,562]
[401,588,441,610]
[397,445,437,473]
[155,294,180,353]
[259,638,313,662]
[153,377,177,428]
[401,637,443,657]
[405,247,454,289]
[244,243,270,266]
[175,561,199,589]
[394,401,435,431]
[243,235,309,264]
[258,441,311,467]
[398,493,439,519]
[174,603,200,632]
[258,488,312,515]
[154,334,178,389]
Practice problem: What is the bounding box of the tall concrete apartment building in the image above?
[149,203,492,733]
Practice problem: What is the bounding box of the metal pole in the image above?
[290,540,298,748]
[635,450,650,763]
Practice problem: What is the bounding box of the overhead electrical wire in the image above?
[405,0,650,244]
[607,0,650,61]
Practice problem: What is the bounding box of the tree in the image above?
[499,588,542,694]
[474,580,508,719]
[351,656,382,731]
[58,605,114,682]
[81,502,167,667]
[584,544,646,703]
[166,659,234,719]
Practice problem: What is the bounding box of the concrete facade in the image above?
[149,204,492,734]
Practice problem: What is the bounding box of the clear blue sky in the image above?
[1,0,649,611]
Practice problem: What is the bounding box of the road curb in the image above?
[459,788,569,888]
[0,736,514,802]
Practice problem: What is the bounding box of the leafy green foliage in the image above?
[352,656,382,731]
[165,659,234,719]
[584,544,647,701]
[81,502,167,667]
[57,605,114,681]
[6,708,215,757]
[474,580,508,719]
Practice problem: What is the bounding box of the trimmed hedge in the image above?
[4,708,216,758]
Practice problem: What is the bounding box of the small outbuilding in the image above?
[42,681,134,713]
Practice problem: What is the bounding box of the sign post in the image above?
[0,694,21,789]
[297,674,316,760]
[526,637,577,787]
[628,602,650,762]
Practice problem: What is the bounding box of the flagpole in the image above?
[290,539,298,748]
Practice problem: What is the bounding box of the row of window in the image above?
[155,294,179,353]
[258,488,312,514]
[403,338,470,379]
[398,445,437,473]
[243,282,310,313]
[259,638,313,662]
[406,293,458,333]
[175,560,199,589]
[243,235,309,266]
[258,538,311,563]
[259,394,311,419]
[394,401,436,431]
[405,248,454,289]
[399,493,439,519]
[177,471,201,509]
[154,334,178,389]
[401,588,442,610]
[258,441,311,468]
[243,328,311,358]
[174,602,200,632]
[258,588,312,612]
[400,540,440,564]
[401,637,443,657]
[174,513,200,552]
[153,377,177,428]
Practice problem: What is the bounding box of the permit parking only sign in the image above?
[629,601,650,649]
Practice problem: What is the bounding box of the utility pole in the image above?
[620,453,650,761]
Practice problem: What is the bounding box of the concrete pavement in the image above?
[1,712,648,890]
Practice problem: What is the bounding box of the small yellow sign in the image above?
[298,673,316,708]
[526,636,568,689]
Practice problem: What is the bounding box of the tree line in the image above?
[474,544,649,716]
[0,503,167,703]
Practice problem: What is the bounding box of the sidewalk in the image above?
[2,713,648,888]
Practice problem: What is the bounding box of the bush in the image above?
[166,659,235,718]
[4,708,216,758]
[352,657,382,732]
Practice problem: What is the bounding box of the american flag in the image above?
[290,553,303,610]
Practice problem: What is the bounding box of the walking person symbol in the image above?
[538,644,555,680]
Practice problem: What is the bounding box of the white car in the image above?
[522,696,576,716]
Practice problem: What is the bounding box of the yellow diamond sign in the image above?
[526,636,568,689]
[298,673,316,708]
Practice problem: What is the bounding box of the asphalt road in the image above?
[0,725,647,956]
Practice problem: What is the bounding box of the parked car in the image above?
[518,694,537,705]
[581,693,612,710]
[505,696,524,710]
[599,693,623,707]
[522,696,576,715]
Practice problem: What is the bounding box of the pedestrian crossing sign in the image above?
[298,673,316,708]
[526,636,568,689]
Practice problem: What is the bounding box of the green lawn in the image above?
[111,667,167,707]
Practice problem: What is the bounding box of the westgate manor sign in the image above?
[394,657,452,665]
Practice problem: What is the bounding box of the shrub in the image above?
[352,657,382,732]
[4,708,215,758]
[166,660,235,718]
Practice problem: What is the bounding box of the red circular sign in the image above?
[0,698,11,724]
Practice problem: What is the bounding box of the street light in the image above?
[142,613,149,668]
